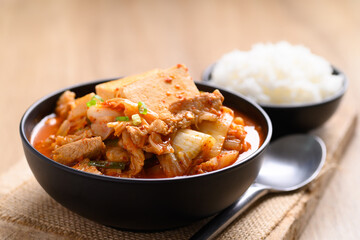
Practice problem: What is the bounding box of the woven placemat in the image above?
[1,97,356,239]
[0,160,305,240]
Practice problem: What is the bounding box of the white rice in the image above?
[211,42,344,105]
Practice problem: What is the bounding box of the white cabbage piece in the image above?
[158,153,183,177]
[197,106,234,158]
[158,129,215,177]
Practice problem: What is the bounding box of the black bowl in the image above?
[20,80,272,231]
[202,63,347,138]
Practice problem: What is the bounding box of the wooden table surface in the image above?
[1,0,359,239]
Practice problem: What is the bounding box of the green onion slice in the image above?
[116,116,129,121]
[86,95,104,107]
[138,101,147,115]
[132,114,142,125]
[88,161,126,169]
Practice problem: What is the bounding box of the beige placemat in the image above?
[0,98,357,239]
[0,159,305,240]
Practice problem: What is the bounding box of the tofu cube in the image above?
[95,64,199,116]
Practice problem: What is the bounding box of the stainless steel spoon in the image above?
[191,134,326,240]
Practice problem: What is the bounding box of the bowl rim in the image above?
[202,63,348,109]
[20,79,272,183]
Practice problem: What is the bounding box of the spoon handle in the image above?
[190,183,269,240]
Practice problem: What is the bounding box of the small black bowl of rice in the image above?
[202,42,348,138]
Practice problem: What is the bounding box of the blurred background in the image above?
[1,0,359,239]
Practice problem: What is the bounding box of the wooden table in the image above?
[1,0,359,239]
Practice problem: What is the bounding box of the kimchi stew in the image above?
[32,64,264,178]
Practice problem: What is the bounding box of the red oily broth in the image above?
[233,109,264,161]
[31,114,62,158]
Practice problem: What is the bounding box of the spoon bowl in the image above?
[257,134,326,191]
[191,134,326,240]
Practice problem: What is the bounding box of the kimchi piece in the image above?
[33,64,262,178]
